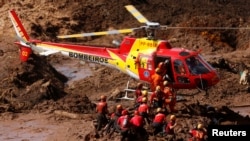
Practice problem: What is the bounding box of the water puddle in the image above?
[0,113,56,141]
[53,61,94,84]
[231,106,250,117]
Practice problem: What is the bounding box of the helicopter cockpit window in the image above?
[186,56,210,75]
[174,60,186,75]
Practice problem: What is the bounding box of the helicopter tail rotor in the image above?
[9,10,33,62]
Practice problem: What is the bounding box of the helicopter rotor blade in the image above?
[160,25,250,30]
[125,5,149,24]
[57,28,138,39]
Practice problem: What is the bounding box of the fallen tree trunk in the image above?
[54,110,79,119]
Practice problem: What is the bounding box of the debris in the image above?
[54,110,79,119]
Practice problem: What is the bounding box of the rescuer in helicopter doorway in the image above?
[150,68,164,91]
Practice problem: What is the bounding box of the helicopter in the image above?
[9,5,220,96]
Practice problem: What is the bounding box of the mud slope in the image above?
[0,0,250,141]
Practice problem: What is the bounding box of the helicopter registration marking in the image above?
[139,41,157,48]
[69,52,108,63]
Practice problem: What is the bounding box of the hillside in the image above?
[0,0,250,141]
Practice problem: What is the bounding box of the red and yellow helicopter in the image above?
[9,5,220,93]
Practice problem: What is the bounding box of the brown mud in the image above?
[0,0,250,141]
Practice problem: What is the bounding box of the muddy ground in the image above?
[0,0,250,141]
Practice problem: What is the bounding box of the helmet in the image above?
[142,90,148,96]
[137,83,143,88]
[122,109,128,115]
[156,107,162,113]
[134,110,139,115]
[158,62,164,68]
[163,81,168,86]
[164,59,169,65]
[156,85,161,91]
[155,68,161,73]
[100,95,106,101]
[116,104,123,110]
[197,123,203,129]
[142,97,147,103]
[170,115,176,121]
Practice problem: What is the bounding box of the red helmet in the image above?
[122,109,128,115]
[134,110,139,115]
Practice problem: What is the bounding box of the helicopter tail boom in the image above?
[9,10,32,62]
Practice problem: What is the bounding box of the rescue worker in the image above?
[151,107,166,135]
[150,85,165,109]
[129,110,147,140]
[134,90,148,109]
[165,115,177,140]
[162,59,172,82]
[138,97,151,125]
[134,82,143,99]
[96,95,109,131]
[163,81,177,113]
[104,104,123,134]
[117,109,131,141]
[189,123,207,141]
[150,68,164,91]
[157,62,167,76]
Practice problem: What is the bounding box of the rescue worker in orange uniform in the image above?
[96,95,109,131]
[164,115,177,139]
[163,81,177,113]
[189,123,207,141]
[150,68,164,91]
[129,110,147,140]
[117,109,131,141]
[158,62,167,76]
[104,104,123,134]
[138,97,151,125]
[150,85,165,109]
[134,90,148,109]
[151,107,166,135]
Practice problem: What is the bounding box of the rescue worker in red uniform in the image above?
[129,110,147,140]
[150,86,165,109]
[189,123,207,141]
[138,97,151,125]
[134,82,143,99]
[117,109,131,141]
[151,107,166,135]
[163,81,177,113]
[96,95,109,131]
[134,90,148,109]
[150,68,164,91]
[165,115,177,139]
[104,104,123,134]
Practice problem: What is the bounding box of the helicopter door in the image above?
[137,54,154,81]
[173,59,190,88]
